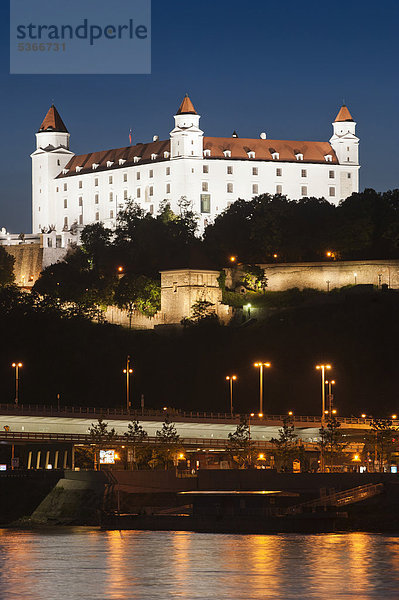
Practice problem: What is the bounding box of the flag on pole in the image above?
[129,129,132,145]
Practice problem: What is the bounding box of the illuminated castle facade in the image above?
[31,96,359,236]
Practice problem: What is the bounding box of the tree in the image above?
[240,265,267,292]
[124,420,149,469]
[114,274,161,325]
[88,417,117,470]
[227,416,255,468]
[155,418,181,469]
[181,299,219,327]
[0,247,15,286]
[270,419,299,472]
[367,418,399,471]
[318,416,347,470]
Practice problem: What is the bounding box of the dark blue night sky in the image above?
[0,0,398,233]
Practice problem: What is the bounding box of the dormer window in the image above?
[151,153,158,160]
[271,152,279,160]
[295,153,304,161]
[163,151,170,159]
[75,166,82,173]
[324,154,333,163]
[92,163,99,170]
[119,159,126,166]
[134,156,141,163]
[223,150,231,158]
[203,149,211,157]
[247,151,255,159]
[106,161,114,168]
[62,168,69,174]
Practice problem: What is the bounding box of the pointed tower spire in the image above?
[177,94,197,115]
[334,104,354,123]
[38,105,69,133]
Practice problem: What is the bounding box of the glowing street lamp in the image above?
[229,256,237,263]
[123,355,133,411]
[11,362,23,406]
[225,375,237,417]
[316,364,331,473]
[325,379,336,415]
[253,362,271,414]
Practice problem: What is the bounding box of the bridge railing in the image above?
[0,403,374,425]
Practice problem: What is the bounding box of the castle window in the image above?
[347,146,350,151]
[63,183,67,191]
[223,150,231,158]
[119,159,126,166]
[78,197,83,207]
[276,168,282,177]
[252,167,258,175]
[347,157,350,162]
[164,151,170,159]
[227,166,233,175]
[95,212,99,221]
[151,153,158,160]
[329,170,335,179]
[203,149,211,157]
[271,152,279,160]
[62,169,69,175]
[95,194,99,204]
[203,165,209,174]
[324,155,333,162]
[92,163,99,169]
[202,182,209,192]
[107,161,114,168]
[200,194,211,213]
[137,188,141,198]
[348,173,351,179]
[301,186,308,196]
[123,173,128,182]
[149,186,153,196]
[149,205,154,215]
[329,187,336,197]
[149,170,153,178]
[110,210,114,218]
[227,183,233,193]
[137,171,141,180]
[109,192,113,201]
[78,180,83,188]
[57,160,60,166]
[166,183,171,194]
[56,187,59,192]
[109,176,113,184]
[301,169,307,178]
[64,217,68,228]
[64,199,67,209]
[191,151,194,156]
[79,214,83,225]
[247,151,255,159]
[124,189,128,200]
[76,167,82,173]
[166,167,171,176]
[295,153,304,161]
[276,185,282,194]
[95,178,98,186]
[134,156,140,163]
[252,184,259,194]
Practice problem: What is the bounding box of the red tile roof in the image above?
[177,94,197,115]
[39,105,69,133]
[334,105,354,122]
[58,137,337,178]
[203,137,338,163]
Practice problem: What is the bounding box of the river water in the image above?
[0,529,398,599]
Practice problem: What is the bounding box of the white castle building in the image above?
[31,96,359,236]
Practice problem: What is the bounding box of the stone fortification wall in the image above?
[5,243,68,287]
[226,260,399,292]
[104,306,166,330]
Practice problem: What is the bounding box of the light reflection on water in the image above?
[0,528,399,599]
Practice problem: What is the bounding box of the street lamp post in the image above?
[325,379,336,414]
[225,375,237,417]
[316,363,332,473]
[11,362,23,406]
[123,355,133,411]
[253,362,271,414]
